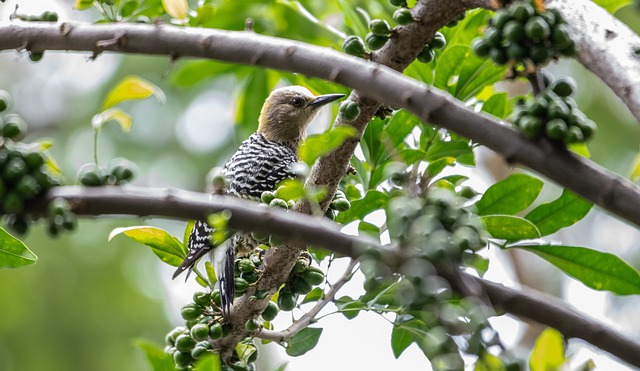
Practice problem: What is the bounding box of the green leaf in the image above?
[525,189,593,237]
[337,0,368,37]
[434,46,468,92]
[455,52,508,101]
[384,110,420,147]
[391,324,415,358]
[194,353,221,371]
[481,215,541,240]
[301,287,323,304]
[286,328,323,357]
[358,221,380,239]
[183,220,196,250]
[592,0,631,13]
[91,108,132,132]
[109,226,186,267]
[171,60,239,87]
[236,70,276,137]
[0,228,37,269]
[101,75,165,110]
[205,261,218,285]
[299,126,357,166]
[475,174,543,216]
[335,190,389,224]
[529,328,565,371]
[73,0,94,10]
[481,92,509,119]
[336,300,365,319]
[134,339,175,371]
[425,140,473,164]
[512,244,640,295]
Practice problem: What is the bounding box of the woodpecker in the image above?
[173,86,344,315]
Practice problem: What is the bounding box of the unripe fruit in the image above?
[16,175,40,198]
[78,164,105,186]
[169,327,187,342]
[190,323,210,341]
[369,19,391,36]
[519,116,543,137]
[238,258,256,273]
[24,151,45,169]
[269,198,288,209]
[29,52,44,62]
[234,277,249,293]
[191,346,209,360]
[393,8,413,25]
[3,157,27,183]
[302,266,325,285]
[175,334,197,352]
[209,323,223,339]
[552,24,573,49]
[41,11,58,22]
[109,158,137,183]
[291,277,313,294]
[529,45,551,64]
[417,48,435,63]
[2,114,27,141]
[261,301,279,321]
[545,119,569,140]
[173,351,193,368]
[429,32,446,49]
[342,35,366,57]
[471,38,490,57]
[193,291,211,307]
[510,2,535,22]
[260,190,275,204]
[552,78,575,97]
[389,0,407,6]
[503,20,524,42]
[484,27,501,47]
[524,16,551,41]
[365,33,389,50]
[245,318,260,332]
[564,125,584,144]
[277,290,297,311]
[181,303,202,320]
[6,214,29,235]
[489,48,508,65]
[491,9,511,29]
[339,101,360,122]
[331,198,351,212]
[0,90,12,112]
[578,120,597,140]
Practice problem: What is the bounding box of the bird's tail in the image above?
[172,220,215,280]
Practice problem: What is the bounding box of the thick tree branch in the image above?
[1,19,639,227]
[24,186,640,368]
[548,0,640,124]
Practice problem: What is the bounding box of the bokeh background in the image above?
[1,1,640,370]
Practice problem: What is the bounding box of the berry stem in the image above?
[526,70,545,96]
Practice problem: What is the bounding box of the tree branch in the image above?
[1,19,639,228]
[548,0,640,124]
[25,186,640,368]
[257,259,359,343]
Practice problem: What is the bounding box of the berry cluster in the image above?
[366,19,392,51]
[277,257,325,311]
[324,189,351,220]
[339,100,361,122]
[77,158,137,186]
[472,1,575,65]
[417,32,446,64]
[512,75,596,143]
[0,90,72,236]
[10,11,59,62]
[260,187,351,217]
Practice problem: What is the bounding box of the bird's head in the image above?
[257,86,344,147]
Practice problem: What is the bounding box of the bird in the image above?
[173,86,344,316]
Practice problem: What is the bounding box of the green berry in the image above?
[234,277,249,293]
[339,101,360,122]
[524,16,551,41]
[551,24,573,49]
[0,90,12,113]
[291,277,313,294]
[209,323,223,339]
[529,45,552,64]
[16,175,40,199]
[191,346,209,360]
[510,2,535,22]
[331,198,351,212]
[547,99,571,120]
[238,258,256,273]
[260,190,275,204]
[62,213,77,231]
[3,157,27,183]
[342,35,366,57]
[578,119,597,140]
[506,43,526,60]
[503,20,524,42]
[78,163,105,186]
[277,290,297,311]
[491,9,511,29]
[429,32,446,49]
[169,327,187,342]
[29,52,44,62]
[390,0,407,6]
[244,318,260,332]
[193,291,211,307]
[527,97,549,116]
[2,114,27,141]
[294,258,307,273]
[109,158,137,184]
[564,125,585,144]
[5,214,29,235]
[24,151,45,169]
[558,39,577,57]
[174,334,197,352]
[471,38,491,57]
[242,271,259,284]
[489,48,508,64]
[417,48,435,63]
[269,198,288,209]
[190,323,210,341]
[173,351,193,368]
[261,301,279,321]
[519,115,543,137]
[458,186,477,199]
[369,19,391,37]
[540,11,556,28]
[484,27,501,47]
[393,8,413,25]
[365,33,389,51]
[181,303,202,321]
[41,11,58,22]
[552,78,575,97]
[545,118,568,140]
[302,266,325,285]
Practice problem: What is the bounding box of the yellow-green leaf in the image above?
[568,142,590,158]
[0,228,37,269]
[530,328,565,371]
[101,75,165,110]
[73,0,94,10]
[629,149,640,181]
[162,0,188,19]
[109,226,186,267]
[92,108,133,132]
[299,126,357,166]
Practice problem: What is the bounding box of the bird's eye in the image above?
[291,97,305,108]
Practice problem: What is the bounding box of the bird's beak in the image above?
[308,94,345,108]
